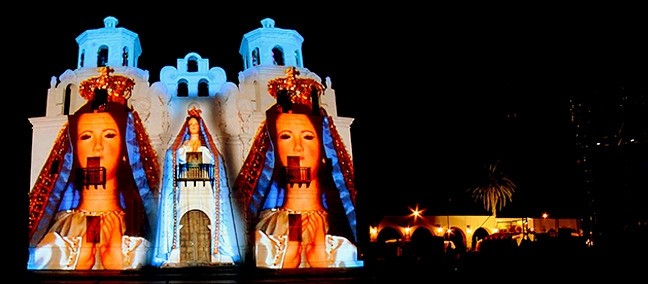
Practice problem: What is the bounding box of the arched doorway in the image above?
[179,210,211,264]
[376,227,402,259]
[472,227,489,251]
[444,227,467,253]
[411,227,443,260]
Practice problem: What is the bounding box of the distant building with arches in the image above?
[370,214,582,258]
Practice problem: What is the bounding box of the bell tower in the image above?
[239,18,304,70]
[75,16,142,69]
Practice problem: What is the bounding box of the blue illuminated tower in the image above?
[76,16,142,69]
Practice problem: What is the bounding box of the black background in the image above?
[9,3,648,277]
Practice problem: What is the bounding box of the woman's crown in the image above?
[79,66,135,105]
[188,106,202,118]
[267,67,325,108]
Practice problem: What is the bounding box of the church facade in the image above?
[27,16,359,270]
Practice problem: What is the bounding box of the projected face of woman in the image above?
[76,112,122,178]
[275,113,321,178]
[188,117,200,135]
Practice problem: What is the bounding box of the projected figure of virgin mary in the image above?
[152,106,241,267]
[28,67,159,270]
[234,67,362,269]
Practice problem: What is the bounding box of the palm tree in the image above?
[469,160,517,217]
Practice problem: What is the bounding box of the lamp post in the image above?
[522,217,529,240]
[447,193,452,234]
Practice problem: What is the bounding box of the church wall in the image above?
[27,16,360,271]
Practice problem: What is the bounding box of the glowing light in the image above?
[542,212,549,219]
[408,204,426,222]
[369,226,377,236]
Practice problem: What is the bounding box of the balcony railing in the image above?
[285,166,311,187]
[176,163,214,186]
[82,166,106,189]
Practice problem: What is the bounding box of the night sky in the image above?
[11,5,648,233]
